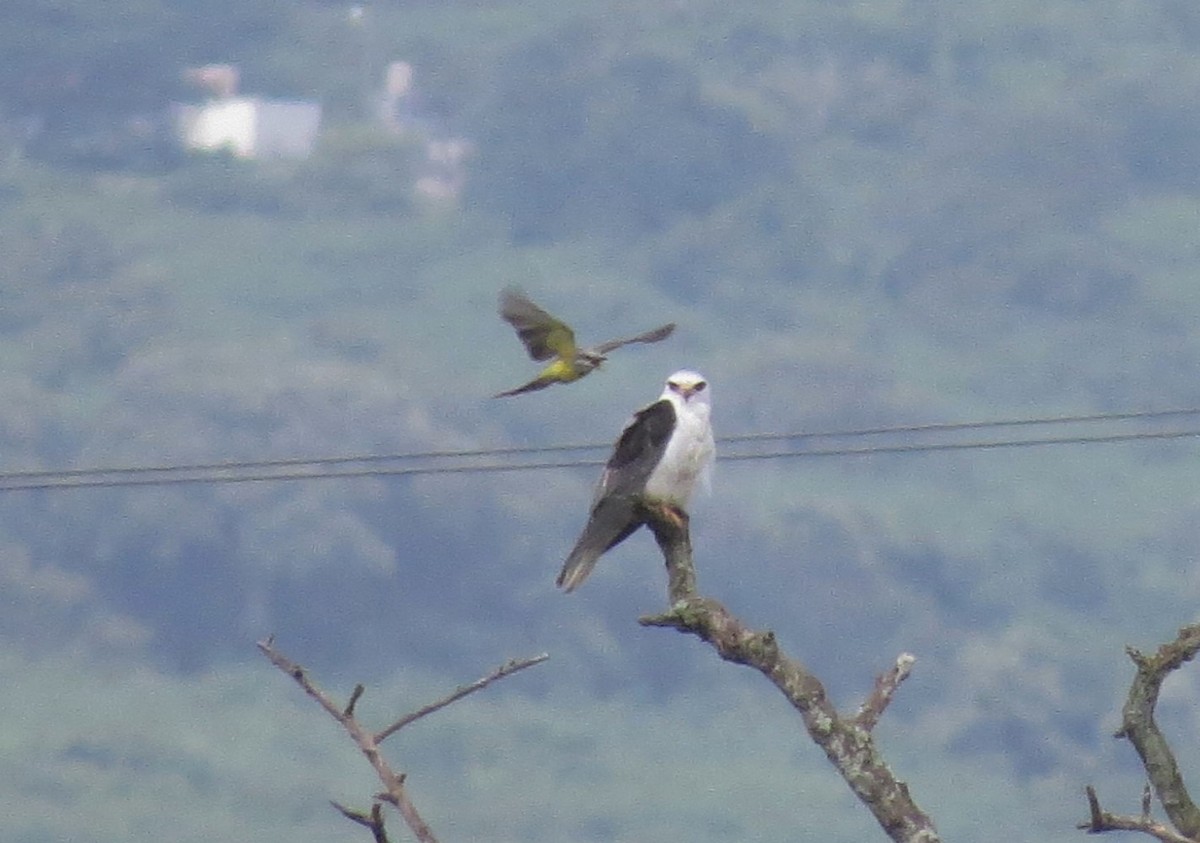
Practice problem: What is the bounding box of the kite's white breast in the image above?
[643,401,714,507]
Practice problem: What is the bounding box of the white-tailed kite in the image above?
[494,287,676,398]
[557,369,715,592]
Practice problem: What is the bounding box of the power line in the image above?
[720,406,1200,443]
[0,441,598,481]
[0,458,608,492]
[4,405,1199,485]
[2,423,1199,493]
[724,427,1200,461]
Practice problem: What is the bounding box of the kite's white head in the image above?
[662,369,710,410]
[655,369,714,500]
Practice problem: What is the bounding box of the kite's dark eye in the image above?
[693,381,707,392]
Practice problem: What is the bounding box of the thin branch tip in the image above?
[374,651,549,744]
[344,683,366,717]
[854,650,919,731]
[331,800,368,822]
[1084,785,1103,830]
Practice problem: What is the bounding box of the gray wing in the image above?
[590,323,676,357]
[498,287,576,362]
[557,400,676,591]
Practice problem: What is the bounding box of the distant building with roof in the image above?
[175,65,321,160]
[171,59,470,198]
[174,97,322,160]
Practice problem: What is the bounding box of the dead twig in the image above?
[375,653,549,744]
[345,683,366,718]
[332,801,390,843]
[855,653,917,732]
[258,635,548,843]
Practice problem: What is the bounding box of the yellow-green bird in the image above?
[494,287,676,398]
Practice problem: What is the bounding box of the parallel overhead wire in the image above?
[2,406,1199,492]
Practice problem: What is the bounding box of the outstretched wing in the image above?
[498,287,577,362]
[590,323,676,356]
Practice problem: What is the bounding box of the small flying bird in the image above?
[494,287,676,398]
[557,369,715,592]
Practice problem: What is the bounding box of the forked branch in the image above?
[636,506,939,843]
[1081,624,1200,841]
[258,636,548,843]
[1078,784,1197,843]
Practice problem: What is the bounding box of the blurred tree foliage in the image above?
[3,0,1199,397]
[160,128,422,215]
[0,0,294,126]
[6,0,1200,674]
[467,25,785,242]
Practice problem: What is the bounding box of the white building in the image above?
[175,97,322,160]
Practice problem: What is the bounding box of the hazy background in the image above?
[4,1,1200,840]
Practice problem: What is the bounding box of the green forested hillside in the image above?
[4,2,1200,841]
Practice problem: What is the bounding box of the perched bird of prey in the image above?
[557,369,715,592]
[494,287,676,398]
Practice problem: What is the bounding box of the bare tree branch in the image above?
[855,653,917,732]
[636,507,940,843]
[345,683,366,718]
[1114,624,1200,838]
[375,653,549,744]
[258,636,549,843]
[1078,785,1198,843]
[332,801,390,843]
[1078,624,1200,841]
[257,636,437,842]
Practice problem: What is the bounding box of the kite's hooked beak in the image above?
[670,380,708,400]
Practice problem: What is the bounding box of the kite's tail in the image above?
[557,497,643,592]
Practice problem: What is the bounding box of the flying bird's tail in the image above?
[557,495,645,592]
[492,375,555,398]
[494,358,582,398]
